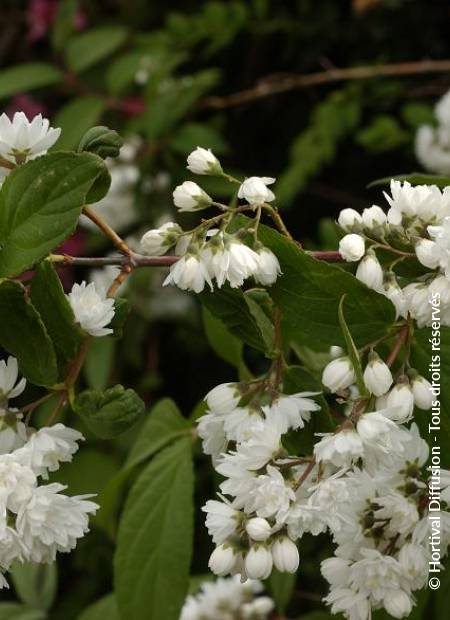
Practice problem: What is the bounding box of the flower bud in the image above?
[411,374,433,410]
[386,381,415,422]
[339,234,365,262]
[415,238,440,269]
[363,351,393,397]
[356,252,383,291]
[361,205,387,228]
[271,537,299,573]
[140,222,182,256]
[329,345,344,359]
[383,274,407,319]
[253,247,281,286]
[338,208,362,231]
[322,357,356,393]
[238,176,275,205]
[208,544,238,576]
[383,590,412,619]
[173,181,212,212]
[187,147,222,175]
[205,383,241,415]
[245,545,273,580]
[245,517,272,542]
[78,125,123,159]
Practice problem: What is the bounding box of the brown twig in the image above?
[82,206,132,256]
[386,324,410,368]
[204,59,450,109]
[293,458,316,491]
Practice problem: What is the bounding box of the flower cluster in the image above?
[180,575,274,620]
[338,179,450,326]
[415,89,450,175]
[67,281,116,337]
[0,358,97,588]
[140,147,281,293]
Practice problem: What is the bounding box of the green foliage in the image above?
[10,562,57,612]
[65,27,129,73]
[369,172,450,188]
[0,152,109,278]
[0,281,58,386]
[0,606,45,620]
[267,569,296,614]
[53,98,107,151]
[74,385,145,439]
[356,115,409,153]
[77,595,119,620]
[109,297,132,338]
[83,337,115,391]
[202,306,243,368]
[0,63,62,100]
[114,438,194,620]
[338,295,367,396]
[78,126,124,160]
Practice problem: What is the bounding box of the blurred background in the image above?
[1,1,450,617]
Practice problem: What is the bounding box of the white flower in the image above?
[245,517,272,542]
[402,283,431,328]
[322,357,356,393]
[338,234,365,262]
[253,247,281,286]
[187,147,222,175]
[245,465,295,523]
[208,544,238,576]
[428,216,450,275]
[398,543,428,589]
[355,253,384,291]
[205,383,241,415]
[385,383,415,422]
[0,112,60,164]
[321,557,351,588]
[245,545,273,580]
[383,275,408,319]
[225,240,260,288]
[229,420,282,470]
[197,413,227,459]
[338,208,362,231]
[0,411,27,455]
[0,458,36,513]
[373,493,419,536]
[271,537,299,573]
[384,180,450,225]
[264,392,320,433]
[67,281,115,337]
[0,357,26,403]
[361,205,387,228]
[363,352,393,397]
[356,411,406,454]
[238,177,275,205]
[163,253,213,293]
[173,181,212,212]
[324,586,371,620]
[414,238,440,269]
[415,125,450,175]
[411,375,433,410]
[383,590,413,619]
[202,500,240,545]
[140,221,182,256]
[242,597,274,618]
[314,430,364,467]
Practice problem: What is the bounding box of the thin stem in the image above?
[21,392,55,414]
[83,206,132,256]
[46,392,67,425]
[386,324,410,368]
[262,204,293,241]
[107,264,133,297]
[0,157,16,170]
[293,458,316,491]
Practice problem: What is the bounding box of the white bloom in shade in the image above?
[414,238,440,269]
[373,493,419,536]
[187,147,222,175]
[197,413,227,458]
[163,253,213,293]
[245,465,295,523]
[361,205,387,228]
[242,597,274,618]
[264,392,320,433]
[0,357,26,403]
[411,375,433,410]
[13,424,83,479]
[324,586,371,620]
[253,247,281,286]
[0,459,36,513]
[314,430,364,467]
[321,557,351,587]
[322,357,356,393]
[383,590,413,619]
[386,383,415,422]
[208,544,238,576]
[384,180,449,225]
[403,283,431,328]
[202,500,240,545]
[0,411,27,455]
[383,275,408,319]
[271,537,299,573]
[246,517,271,542]
[356,411,405,452]
[231,419,282,470]
[245,545,273,580]
[173,181,212,212]
[355,252,383,291]
[205,383,241,415]
[330,345,344,359]
[338,208,362,231]
[427,217,450,275]
[398,543,428,589]
[363,351,393,397]
[338,234,365,262]
[0,112,60,163]
[67,281,115,337]
[238,177,275,205]
[16,483,98,562]
[140,221,182,256]
[226,240,260,288]
[415,125,450,175]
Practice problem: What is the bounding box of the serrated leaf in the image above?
[53,97,106,151]
[10,561,57,612]
[30,261,83,361]
[338,295,367,396]
[115,438,194,620]
[77,594,119,620]
[74,384,145,439]
[0,63,62,99]
[0,280,58,386]
[0,152,110,278]
[65,27,128,73]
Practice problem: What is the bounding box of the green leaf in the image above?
[170,123,228,156]
[202,306,243,368]
[356,115,409,153]
[65,27,128,73]
[244,292,275,356]
[109,297,131,338]
[53,97,106,151]
[74,384,145,439]
[83,336,115,391]
[0,63,62,99]
[267,569,296,614]
[10,561,57,612]
[30,261,83,361]
[51,0,79,51]
[0,151,109,278]
[338,295,367,396]
[78,126,123,160]
[106,51,147,95]
[115,438,194,620]
[77,594,119,620]
[0,605,45,620]
[368,172,450,189]
[258,224,396,349]
[0,281,58,386]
